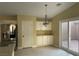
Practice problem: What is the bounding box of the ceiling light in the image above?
[56,3,62,6]
[43,4,49,27]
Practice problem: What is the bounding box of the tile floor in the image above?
[15,46,73,56]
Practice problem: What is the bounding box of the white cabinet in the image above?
[36,36,43,46]
[36,21,53,47]
[48,36,53,45]
[43,36,48,46]
[36,35,53,47]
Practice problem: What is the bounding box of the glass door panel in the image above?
[69,20,79,52]
[61,22,69,48]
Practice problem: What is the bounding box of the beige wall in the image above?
[0,25,1,43]
[0,16,16,20]
[0,16,17,24]
[51,3,79,47]
[17,15,36,48]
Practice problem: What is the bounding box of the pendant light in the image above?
[43,4,49,27]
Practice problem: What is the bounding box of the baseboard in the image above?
[32,45,37,48]
[18,45,56,49]
[18,47,23,49]
[52,44,59,48]
[35,45,52,48]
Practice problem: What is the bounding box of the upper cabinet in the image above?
[36,21,52,30]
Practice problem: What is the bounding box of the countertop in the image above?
[0,42,15,56]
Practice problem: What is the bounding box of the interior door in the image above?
[22,20,33,48]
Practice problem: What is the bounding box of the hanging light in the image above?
[43,4,49,27]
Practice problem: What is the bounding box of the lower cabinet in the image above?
[36,35,53,47]
[36,36,43,46]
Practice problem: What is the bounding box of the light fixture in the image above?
[43,4,49,27]
[56,3,62,6]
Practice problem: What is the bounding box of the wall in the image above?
[0,25,1,43]
[17,15,36,48]
[0,16,17,24]
[51,3,79,47]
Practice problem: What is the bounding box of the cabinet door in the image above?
[42,36,48,46]
[47,36,53,45]
[36,36,43,46]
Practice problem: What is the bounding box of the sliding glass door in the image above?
[69,21,79,52]
[61,20,79,53]
[61,21,69,49]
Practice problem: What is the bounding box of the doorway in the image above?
[0,24,18,50]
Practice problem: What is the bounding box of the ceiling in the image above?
[0,2,76,19]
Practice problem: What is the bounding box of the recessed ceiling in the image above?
[0,2,76,19]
